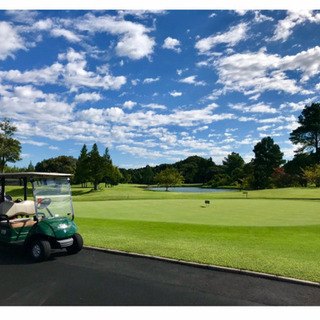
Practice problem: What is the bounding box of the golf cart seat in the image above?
[0,200,37,228]
[0,200,36,218]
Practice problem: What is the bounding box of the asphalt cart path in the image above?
[0,245,319,306]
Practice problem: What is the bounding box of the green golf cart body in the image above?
[0,172,83,261]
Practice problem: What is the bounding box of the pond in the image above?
[146,187,238,193]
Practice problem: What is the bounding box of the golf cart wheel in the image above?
[66,233,83,254]
[30,239,51,262]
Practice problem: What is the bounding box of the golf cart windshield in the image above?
[32,177,74,220]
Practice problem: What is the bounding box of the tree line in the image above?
[2,102,320,189]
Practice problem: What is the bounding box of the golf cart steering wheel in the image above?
[37,198,51,210]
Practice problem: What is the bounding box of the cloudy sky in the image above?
[1,7,320,168]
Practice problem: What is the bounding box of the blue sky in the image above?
[1,7,320,169]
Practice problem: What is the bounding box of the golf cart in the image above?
[0,172,83,261]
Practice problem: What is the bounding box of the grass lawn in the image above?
[73,190,320,283]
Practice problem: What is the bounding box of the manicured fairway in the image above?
[74,199,320,226]
[74,198,320,283]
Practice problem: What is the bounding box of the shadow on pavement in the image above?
[0,243,71,265]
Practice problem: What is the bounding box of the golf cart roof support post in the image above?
[67,177,75,220]
[23,177,27,201]
[1,178,4,200]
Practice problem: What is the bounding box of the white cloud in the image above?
[20,139,48,146]
[169,90,182,97]
[59,48,127,90]
[253,11,274,23]
[0,84,74,124]
[75,92,102,102]
[192,126,209,134]
[0,48,127,92]
[179,75,206,86]
[117,145,162,159]
[0,21,26,60]
[195,23,248,55]
[123,100,137,109]
[280,98,316,112]
[271,10,320,42]
[33,18,53,30]
[214,46,320,96]
[75,13,155,60]
[141,103,167,110]
[257,125,274,131]
[143,77,160,84]
[176,68,188,75]
[162,37,181,53]
[0,63,63,85]
[229,102,277,114]
[75,104,235,130]
[131,79,140,86]
[51,28,81,42]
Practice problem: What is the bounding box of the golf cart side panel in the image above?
[28,218,78,240]
[0,223,35,243]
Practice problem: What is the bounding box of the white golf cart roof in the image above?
[0,172,72,180]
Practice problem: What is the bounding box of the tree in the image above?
[0,118,22,172]
[174,156,218,183]
[283,153,315,187]
[301,164,320,187]
[108,166,123,186]
[290,103,320,159]
[35,156,77,173]
[142,165,154,185]
[222,152,245,176]
[154,167,184,191]
[103,147,112,165]
[252,137,285,189]
[27,161,35,171]
[88,144,108,191]
[222,152,245,185]
[270,167,293,188]
[74,145,90,187]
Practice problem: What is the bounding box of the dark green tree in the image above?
[108,166,123,186]
[35,156,77,174]
[0,118,22,172]
[142,165,154,185]
[222,152,245,176]
[27,161,35,171]
[103,147,112,165]
[252,137,285,189]
[74,144,90,187]
[290,103,320,159]
[88,143,108,191]
[284,153,315,187]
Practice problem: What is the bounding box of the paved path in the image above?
[0,245,319,306]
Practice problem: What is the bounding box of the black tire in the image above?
[29,239,51,262]
[66,233,83,254]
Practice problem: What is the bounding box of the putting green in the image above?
[74,198,320,227]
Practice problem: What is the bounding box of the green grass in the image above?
[74,199,320,227]
[73,196,320,283]
[77,218,320,282]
